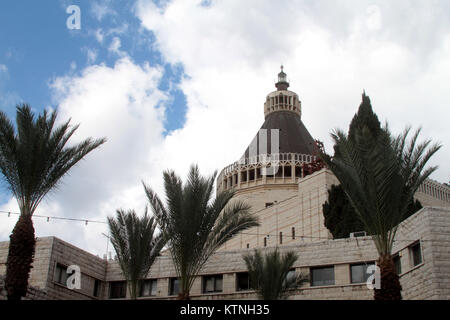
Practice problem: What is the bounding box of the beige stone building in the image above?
[0,68,449,300]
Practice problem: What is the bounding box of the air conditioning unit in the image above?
[350,231,367,238]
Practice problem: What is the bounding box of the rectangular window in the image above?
[263,237,267,247]
[393,254,402,275]
[109,281,127,299]
[279,232,283,244]
[284,165,291,177]
[236,272,253,291]
[54,263,68,286]
[350,263,375,284]
[140,279,158,297]
[410,242,422,266]
[93,279,101,297]
[169,278,180,296]
[265,202,273,208]
[203,275,223,293]
[292,227,295,240]
[310,266,335,286]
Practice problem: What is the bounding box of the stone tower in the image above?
[217,67,332,250]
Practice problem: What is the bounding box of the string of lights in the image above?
[1,196,448,243]
[0,210,107,225]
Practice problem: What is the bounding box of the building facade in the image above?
[1,69,449,300]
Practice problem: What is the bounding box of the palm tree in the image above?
[143,164,259,299]
[0,104,106,300]
[321,121,441,300]
[243,248,308,300]
[107,208,166,299]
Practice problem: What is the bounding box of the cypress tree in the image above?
[324,92,422,238]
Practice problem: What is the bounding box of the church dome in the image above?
[217,67,317,193]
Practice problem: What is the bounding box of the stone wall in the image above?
[220,169,337,251]
[102,207,449,300]
[0,207,448,300]
[44,237,107,300]
[0,237,107,300]
[0,274,47,300]
[0,237,53,289]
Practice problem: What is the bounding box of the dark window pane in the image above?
[109,281,126,299]
[55,264,68,285]
[311,266,335,286]
[203,275,223,293]
[393,255,402,275]
[411,243,422,266]
[169,278,179,296]
[236,273,251,291]
[140,279,157,297]
[350,263,375,283]
[93,279,101,297]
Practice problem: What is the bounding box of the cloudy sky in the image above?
[0,0,449,256]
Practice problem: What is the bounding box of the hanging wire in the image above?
[0,210,107,225]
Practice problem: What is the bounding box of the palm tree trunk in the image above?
[129,282,136,300]
[177,291,190,300]
[374,254,402,300]
[5,214,36,300]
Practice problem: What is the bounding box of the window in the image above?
[169,278,180,296]
[310,266,335,286]
[295,166,302,178]
[410,242,422,266]
[279,232,283,244]
[140,279,158,297]
[284,165,291,177]
[93,279,101,297]
[203,275,223,293]
[350,263,375,284]
[393,254,402,275]
[109,281,126,299]
[292,227,295,240]
[54,263,68,285]
[263,237,267,247]
[265,202,273,208]
[236,272,253,291]
[249,170,255,181]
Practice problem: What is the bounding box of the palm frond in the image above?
[144,164,259,298]
[107,208,166,299]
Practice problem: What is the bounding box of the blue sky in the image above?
[1,0,449,254]
[0,0,186,129]
[0,0,187,209]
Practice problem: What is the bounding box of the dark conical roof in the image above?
[243,111,316,158]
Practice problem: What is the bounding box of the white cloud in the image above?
[1,57,168,254]
[2,0,450,256]
[94,28,105,43]
[85,48,98,65]
[136,0,450,185]
[108,37,127,57]
[0,64,7,73]
[366,5,382,31]
[91,1,117,21]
